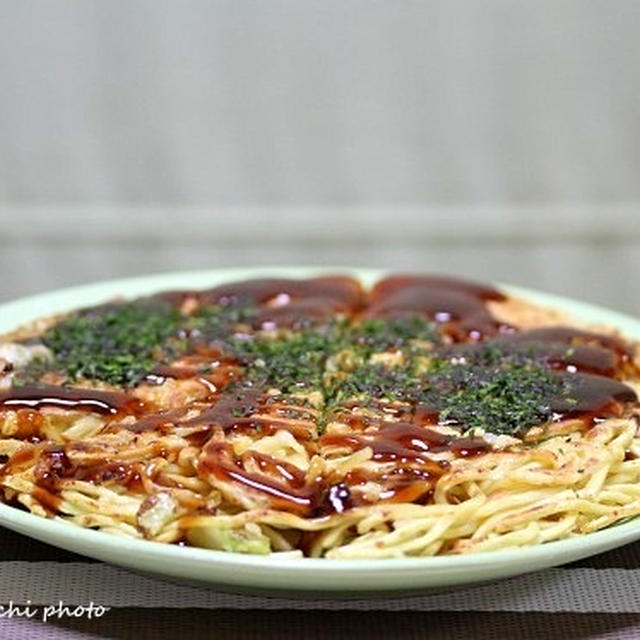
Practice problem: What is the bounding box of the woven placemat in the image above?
[2,526,640,639]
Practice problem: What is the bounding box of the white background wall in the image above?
[0,2,639,314]
[2,207,639,315]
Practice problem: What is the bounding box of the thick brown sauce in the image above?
[315,422,481,513]
[367,275,508,341]
[550,373,636,421]
[435,326,639,426]
[507,327,634,361]
[152,276,365,330]
[186,386,264,430]
[1,274,638,520]
[144,361,240,392]
[199,441,322,515]
[499,326,635,374]
[27,445,145,508]
[113,407,189,434]
[0,384,148,416]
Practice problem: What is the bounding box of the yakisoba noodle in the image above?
[1,274,640,559]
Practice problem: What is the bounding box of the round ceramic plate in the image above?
[2,266,640,594]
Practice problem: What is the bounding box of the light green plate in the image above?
[1,267,640,594]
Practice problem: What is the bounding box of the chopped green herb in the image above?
[328,361,425,404]
[226,315,436,395]
[230,329,336,392]
[429,362,569,436]
[347,316,438,355]
[187,304,258,342]
[19,301,261,388]
[329,341,576,437]
[41,302,186,386]
[13,294,581,439]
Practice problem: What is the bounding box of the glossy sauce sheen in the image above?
[367,275,507,341]
[495,328,638,422]
[31,445,143,507]
[153,276,365,330]
[551,373,636,419]
[0,384,148,415]
[1,274,639,520]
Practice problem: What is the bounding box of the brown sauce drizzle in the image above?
[312,423,455,512]
[450,437,492,458]
[27,446,71,512]
[214,415,314,442]
[544,345,617,377]
[3,273,640,523]
[195,384,326,514]
[72,462,142,490]
[186,386,264,431]
[198,276,364,310]
[506,327,634,361]
[321,422,482,463]
[200,444,436,516]
[410,371,636,432]
[497,327,636,375]
[550,372,637,422]
[199,442,322,516]
[366,275,508,341]
[15,409,45,441]
[32,486,62,513]
[0,445,38,481]
[114,408,189,434]
[153,276,365,330]
[434,326,638,428]
[443,338,621,379]
[242,449,307,486]
[0,385,148,416]
[145,364,200,382]
[371,275,506,302]
[254,300,343,331]
[26,444,145,511]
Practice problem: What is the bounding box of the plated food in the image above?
[1,273,640,560]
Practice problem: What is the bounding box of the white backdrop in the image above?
[0,2,639,313]
[1,1,640,203]
[1,207,639,315]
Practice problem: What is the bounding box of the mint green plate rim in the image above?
[1,266,640,594]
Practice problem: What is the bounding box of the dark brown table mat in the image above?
[2,525,640,639]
